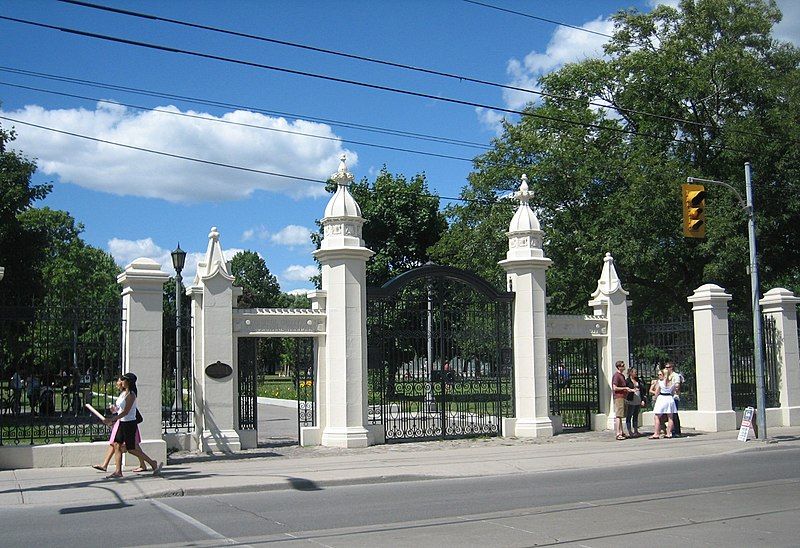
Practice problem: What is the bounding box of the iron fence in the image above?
[729,316,780,409]
[0,297,124,445]
[629,320,696,410]
[162,313,193,433]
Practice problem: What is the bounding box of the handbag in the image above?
[135,409,144,424]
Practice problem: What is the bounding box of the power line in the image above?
[0,66,490,150]
[0,81,475,163]
[461,0,614,38]
[57,0,781,144]
[0,16,755,155]
[0,114,511,207]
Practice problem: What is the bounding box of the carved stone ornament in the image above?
[205,360,233,379]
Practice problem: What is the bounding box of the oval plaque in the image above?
[205,360,233,379]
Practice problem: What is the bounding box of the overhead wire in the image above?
[0,15,756,155]
[0,81,476,163]
[0,66,490,150]
[57,0,785,144]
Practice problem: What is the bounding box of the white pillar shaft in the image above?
[117,258,169,463]
[760,288,800,425]
[688,284,737,431]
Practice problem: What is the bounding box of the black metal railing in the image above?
[548,338,600,430]
[0,298,124,445]
[162,313,193,432]
[629,319,697,410]
[729,316,780,409]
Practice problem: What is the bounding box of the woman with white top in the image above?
[649,366,677,439]
[103,372,161,479]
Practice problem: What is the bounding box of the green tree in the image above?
[433,0,800,320]
[230,250,281,308]
[0,126,52,298]
[313,167,447,287]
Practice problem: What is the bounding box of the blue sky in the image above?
[1,0,798,293]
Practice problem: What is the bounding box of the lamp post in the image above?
[171,244,187,414]
[687,162,767,440]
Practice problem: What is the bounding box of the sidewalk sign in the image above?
[737,406,755,441]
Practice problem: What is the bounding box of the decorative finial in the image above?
[513,174,532,205]
[208,226,220,240]
[331,154,354,187]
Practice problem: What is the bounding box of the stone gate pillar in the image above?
[760,288,800,426]
[117,258,169,464]
[687,284,737,431]
[499,175,553,438]
[188,227,241,452]
[311,156,375,447]
[588,253,629,431]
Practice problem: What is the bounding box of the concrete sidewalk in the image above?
[2,426,799,508]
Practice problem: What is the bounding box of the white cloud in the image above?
[108,237,244,283]
[286,288,313,296]
[282,264,318,282]
[2,102,357,203]
[502,18,614,111]
[241,225,269,242]
[475,107,507,136]
[271,225,312,247]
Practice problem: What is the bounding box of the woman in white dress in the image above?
[649,367,677,439]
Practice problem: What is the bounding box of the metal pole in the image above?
[745,162,766,440]
[175,270,183,413]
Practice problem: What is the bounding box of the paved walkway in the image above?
[2,424,798,508]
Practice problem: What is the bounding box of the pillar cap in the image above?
[760,287,800,306]
[687,283,732,304]
[117,257,169,285]
[590,253,628,300]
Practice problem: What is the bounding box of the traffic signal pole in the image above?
[687,163,767,441]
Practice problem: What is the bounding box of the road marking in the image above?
[150,499,251,547]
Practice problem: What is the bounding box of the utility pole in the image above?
[687,162,767,440]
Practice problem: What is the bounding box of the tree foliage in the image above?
[432,0,800,320]
[230,250,281,308]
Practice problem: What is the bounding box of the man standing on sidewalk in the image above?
[612,361,633,440]
[665,362,682,437]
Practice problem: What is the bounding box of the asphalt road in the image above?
[2,445,799,547]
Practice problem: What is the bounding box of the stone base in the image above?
[502,417,554,438]
[201,429,241,453]
[164,431,198,452]
[779,406,800,427]
[689,410,737,432]
[300,426,322,447]
[237,429,258,450]
[0,438,167,470]
[321,426,371,448]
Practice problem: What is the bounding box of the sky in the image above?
[1,0,798,294]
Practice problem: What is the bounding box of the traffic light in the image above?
[682,183,706,238]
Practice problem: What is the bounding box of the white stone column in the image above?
[498,175,553,438]
[301,291,328,446]
[188,227,240,452]
[117,258,169,465]
[760,288,800,426]
[687,284,737,431]
[311,156,375,448]
[588,253,629,431]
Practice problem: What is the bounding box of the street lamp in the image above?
[171,244,187,414]
[687,162,767,441]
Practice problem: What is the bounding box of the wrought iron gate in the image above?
[548,338,600,431]
[367,264,514,442]
[237,337,315,440]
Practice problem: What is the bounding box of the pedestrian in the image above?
[664,361,683,436]
[649,366,677,439]
[103,372,161,479]
[612,360,633,440]
[625,367,646,437]
[92,405,145,473]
